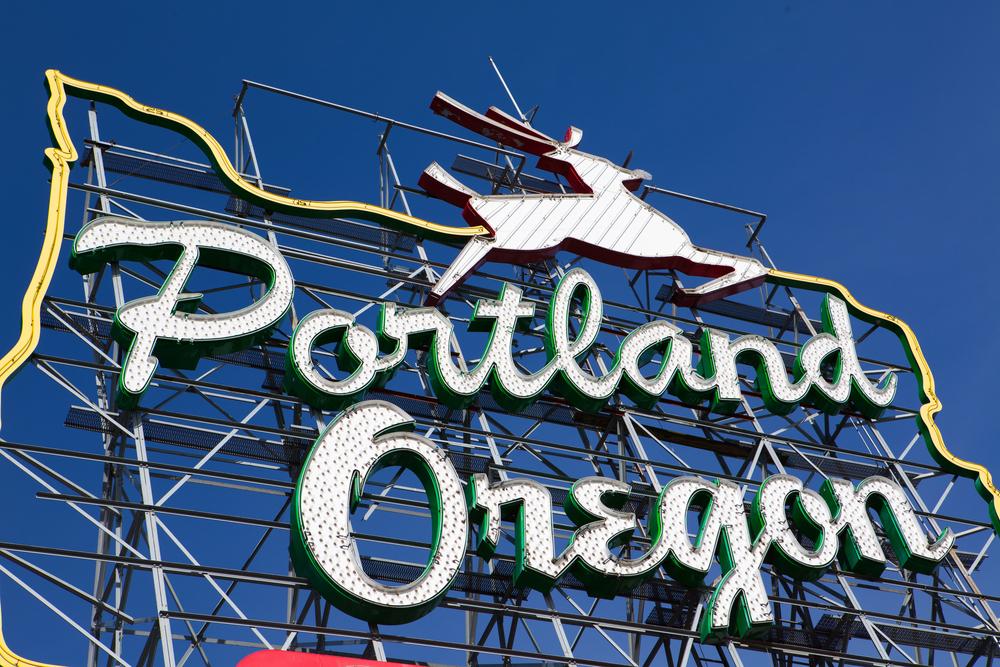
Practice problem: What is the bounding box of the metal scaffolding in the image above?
[1,74,996,667]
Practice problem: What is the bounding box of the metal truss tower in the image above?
[0,74,997,667]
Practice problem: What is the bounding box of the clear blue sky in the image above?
[0,2,998,663]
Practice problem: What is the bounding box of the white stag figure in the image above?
[419,92,768,306]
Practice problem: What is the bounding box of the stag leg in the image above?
[669,244,770,306]
[426,237,495,306]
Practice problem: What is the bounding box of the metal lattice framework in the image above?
[0,75,997,667]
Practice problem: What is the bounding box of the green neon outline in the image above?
[544,271,622,413]
[468,474,655,599]
[617,329,676,410]
[10,67,994,653]
[747,476,834,582]
[284,312,399,410]
[15,69,996,541]
[479,284,552,413]
[69,221,288,409]
[768,268,999,535]
[562,479,650,599]
[819,477,950,576]
[699,526,773,642]
[818,479,889,577]
[291,277,909,442]
[465,476,573,593]
[653,479,719,588]
[289,405,459,625]
[698,331,800,417]
[790,295,895,419]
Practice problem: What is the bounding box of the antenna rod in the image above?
[488,56,528,124]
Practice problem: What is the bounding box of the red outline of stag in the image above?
[419,93,768,306]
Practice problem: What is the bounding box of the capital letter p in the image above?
[70,216,294,408]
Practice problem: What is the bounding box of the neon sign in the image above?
[0,71,989,659]
[69,214,950,641]
[70,217,896,421]
[283,265,896,418]
[70,217,294,408]
[292,402,951,640]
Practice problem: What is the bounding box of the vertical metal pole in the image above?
[92,142,177,662]
[133,421,177,666]
[85,104,124,666]
[236,111,305,652]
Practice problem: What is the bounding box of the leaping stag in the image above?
[419,92,769,306]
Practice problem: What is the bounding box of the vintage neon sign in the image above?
[68,214,950,641]
[17,71,995,551]
[292,401,952,640]
[0,71,986,659]
[69,218,294,408]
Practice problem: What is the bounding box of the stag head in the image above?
[430,92,650,194]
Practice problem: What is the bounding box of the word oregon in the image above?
[293,401,953,641]
[71,216,898,417]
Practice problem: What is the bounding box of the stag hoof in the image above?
[670,275,768,308]
[669,288,698,308]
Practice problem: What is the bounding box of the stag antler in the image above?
[483,104,584,149]
[430,92,561,155]
[483,106,549,139]
[430,92,591,193]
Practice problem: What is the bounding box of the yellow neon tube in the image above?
[768,269,998,533]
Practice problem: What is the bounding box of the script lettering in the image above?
[291,402,952,640]
[285,267,897,420]
[71,216,294,408]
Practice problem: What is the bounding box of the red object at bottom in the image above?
[237,650,413,667]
